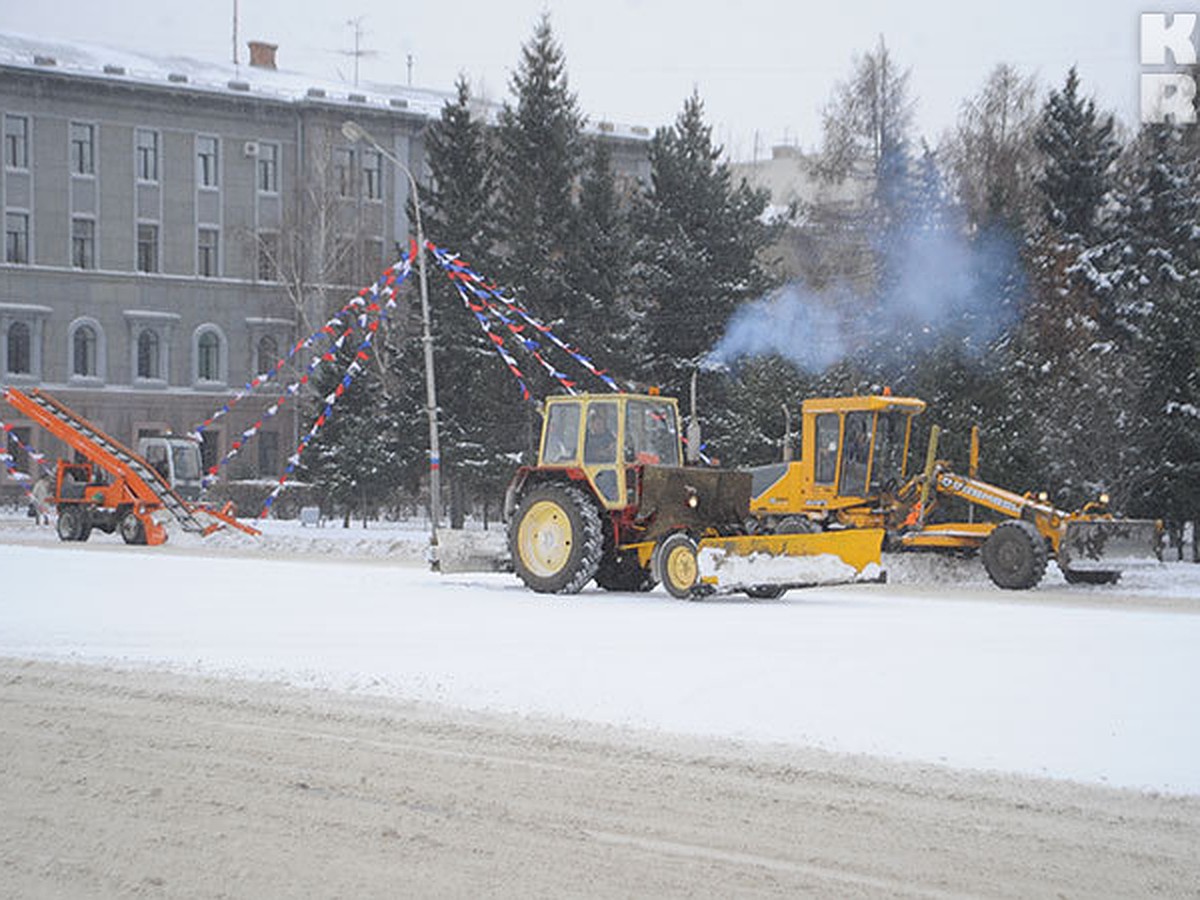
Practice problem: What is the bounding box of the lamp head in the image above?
[341,120,366,143]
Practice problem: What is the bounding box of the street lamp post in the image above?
[341,120,441,538]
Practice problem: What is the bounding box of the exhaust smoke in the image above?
[707,213,1024,375]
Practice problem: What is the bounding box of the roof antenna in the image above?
[232,0,240,67]
[342,17,378,87]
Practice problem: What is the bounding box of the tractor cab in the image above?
[538,392,682,510]
[750,395,926,526]
[137,434,204,501]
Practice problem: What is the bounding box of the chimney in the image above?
[248,40,278,70]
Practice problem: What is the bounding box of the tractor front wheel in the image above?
[509,483,603,594]
[656,533,705,600]
[981,520,1048,589]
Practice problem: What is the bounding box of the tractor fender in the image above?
[502,469,531,523]
[503,467,592,523]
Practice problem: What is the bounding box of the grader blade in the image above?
[434,529,511,573]
[1059,519,1163,572]
[696,529,885,592]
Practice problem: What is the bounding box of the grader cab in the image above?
[503,393,884,598]
[748,394,1162,589]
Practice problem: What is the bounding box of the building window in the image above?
[6,426,31,474]
[198,228,219,277]
[258,430,279,477]
[71,218,96,269]
[197,330,221,381]
[197,135,219,187]
[334,235,355,285]
[257,232,279,281]
[72,324,98,377]
[5,212,29,264]
[136,129,159,182]
[70,122,95,175]
[363,150,382,200]
[199,432,219,472]
[256,335,278,375]
[364,238,383,273]
[137,223,159,273]
[4,115,28,169]
[137,329,161,379]
[258,142,279,192]
[334,147,354,197]
[6,321,31,374]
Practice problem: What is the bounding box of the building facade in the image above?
[0,33,650,502]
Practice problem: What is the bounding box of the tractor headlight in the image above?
[1099,492,1110,506]
[685,486,699,509]
[1037,491,1049,503]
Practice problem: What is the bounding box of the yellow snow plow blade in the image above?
[696,529,885,591]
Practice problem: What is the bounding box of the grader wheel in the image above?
[981,520,1048,589]
[594,550,656,592]
[509,483,603,594]
[1061,568,1121,585]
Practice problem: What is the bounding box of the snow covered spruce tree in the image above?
[1008,67,1130,506]
[419,76,517,528]
[300,336,403,527]
[1121,125,1200,551]
[494,15,585,330]
[565,137,639,377]
[630,91,778,408]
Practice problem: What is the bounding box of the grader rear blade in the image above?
[697,529,886,592]
[1059,519,1163,572]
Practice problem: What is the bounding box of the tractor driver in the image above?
[584,404,617,464]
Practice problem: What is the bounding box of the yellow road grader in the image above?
[747,393,1162,589]
[501,391,1161,597]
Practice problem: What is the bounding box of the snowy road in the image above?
[5,660,1198,899]
[2,529,1198,795]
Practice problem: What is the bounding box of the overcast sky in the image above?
[4,0,1154,159]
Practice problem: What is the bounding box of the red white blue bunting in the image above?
[1,419,56,509]
[427,242,621,399]
[256,243,415,516]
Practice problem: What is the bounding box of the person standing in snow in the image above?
[30,473,52,526]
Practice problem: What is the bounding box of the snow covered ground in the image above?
[1,513,1198,796]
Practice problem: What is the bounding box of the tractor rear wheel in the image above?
[510,483,603,594]
[981,520,1048,589]
[656,532,704,600]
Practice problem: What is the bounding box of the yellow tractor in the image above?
[503,392,883,598]
[747,393,1163,589]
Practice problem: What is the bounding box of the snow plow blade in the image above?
[697,529,885,592]
[434,528,511,573]
[1059,519,1162,572]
